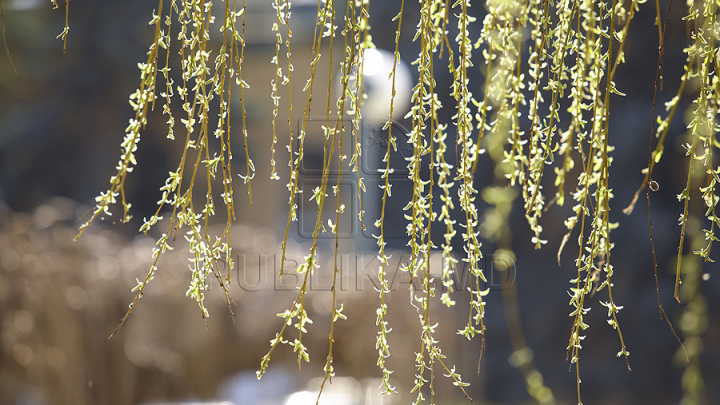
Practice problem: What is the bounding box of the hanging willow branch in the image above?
[64,0,720,403]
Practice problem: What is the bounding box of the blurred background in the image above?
[1,0,719,404]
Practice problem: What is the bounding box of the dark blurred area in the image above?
[1,0,719,404]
